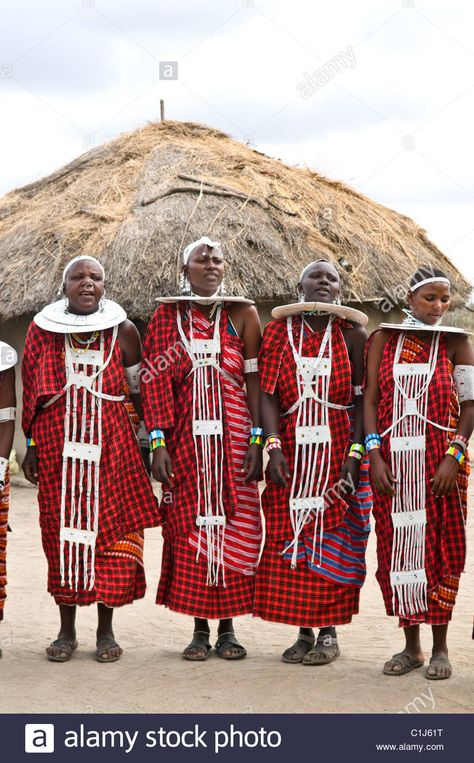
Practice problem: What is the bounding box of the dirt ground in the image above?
[0,480,472,715]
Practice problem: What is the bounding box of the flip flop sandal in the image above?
[426,655,452,680]
[95,637,123,663]
[214,632,247,660]
[46,638,78,663]
[302,636,340,666]
[282,634,315,664]
[383,652,424,676]
[182,631,212,661]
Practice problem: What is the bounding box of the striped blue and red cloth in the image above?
[283,456,372,587]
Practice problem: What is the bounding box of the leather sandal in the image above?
[46,637,78,663]
[383,651,424,676]
[302,635,340,666]
[95,637,123,663]
[282,633,315,664]
[182,631,212,661]
[214,631,247,660]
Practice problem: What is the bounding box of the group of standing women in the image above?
[0,237,471,680]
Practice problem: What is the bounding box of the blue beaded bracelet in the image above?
[365,433,381,448]
[149,428,165,442]
[250,426,264,437]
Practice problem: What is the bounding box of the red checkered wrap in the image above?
[21,321,160,604]
[157,536,255,618]
[0,468,10,622]
[371,331,468,625]
[41,527,145,607]
[142,303,261,581]
[253,539,360,627]
[259,316,352,541]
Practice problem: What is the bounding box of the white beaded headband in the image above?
[182,236,222,265]
[409,277,450,292]
[62,255,105,284]
[299,259,337,282]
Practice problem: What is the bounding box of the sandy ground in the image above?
[0,479,472,715]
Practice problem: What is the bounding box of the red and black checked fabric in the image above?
[157,536,255,618]
[259,316,352,541]
[0,469,9,622]
[142,303,261,574]
[41,526,146,607]
[372,331,468,624]
[253,539,360,627]
[22,321,160,552]
[21,321,160,603]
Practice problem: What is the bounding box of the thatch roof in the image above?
[0,120,470,320]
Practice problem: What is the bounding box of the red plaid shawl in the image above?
[142,303,262,574]
[22,321,160,553]
[259,316,352,541]
[372,331,468,618]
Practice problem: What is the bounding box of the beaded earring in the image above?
[64,297,69,313]
[180,271,191,295]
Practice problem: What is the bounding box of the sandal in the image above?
[95,637,123,663]
[282,633,315,664]
[46,637,78,663]
[426,654,452,680]
[214,631,247,660]
[383,652,424,676]
[183,631,212,661]
[302,635,340,666]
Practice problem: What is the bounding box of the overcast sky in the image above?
[1,0,473,283]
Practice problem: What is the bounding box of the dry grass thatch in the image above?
[0,120,470,320]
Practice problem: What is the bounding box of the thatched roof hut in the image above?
[0,119,471,322]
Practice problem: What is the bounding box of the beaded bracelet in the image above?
[266,435,281,445]
[250,426,264,437]
[249,435,264,446]
[26,437,36,447]
[266,442,282,453]
[450,434,468,452]
[266,434,282,453]
[348,443,365,460]
[149,429,165,442]
[150,438,166,452]
[365,440,382,453]
[365,433,381,448]
[446,445,465,465]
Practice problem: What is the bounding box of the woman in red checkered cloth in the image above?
[142,236,263,661]
[365,266,474,679]
[0,340,17,655]
[21,256,160,663]
[253,260,371,665]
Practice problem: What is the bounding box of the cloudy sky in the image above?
[1,0,473,282]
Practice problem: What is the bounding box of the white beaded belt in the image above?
[196,516,226,527]
[295,425,331,444]
[193,420,223,436]
[290,496,325,512]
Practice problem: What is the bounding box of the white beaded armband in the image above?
[125,362,141,394]
[0,407,16,422]
[0,456,8,484]
[353,385,363,396]
[244,357,259,374]
[453,365,474,403]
